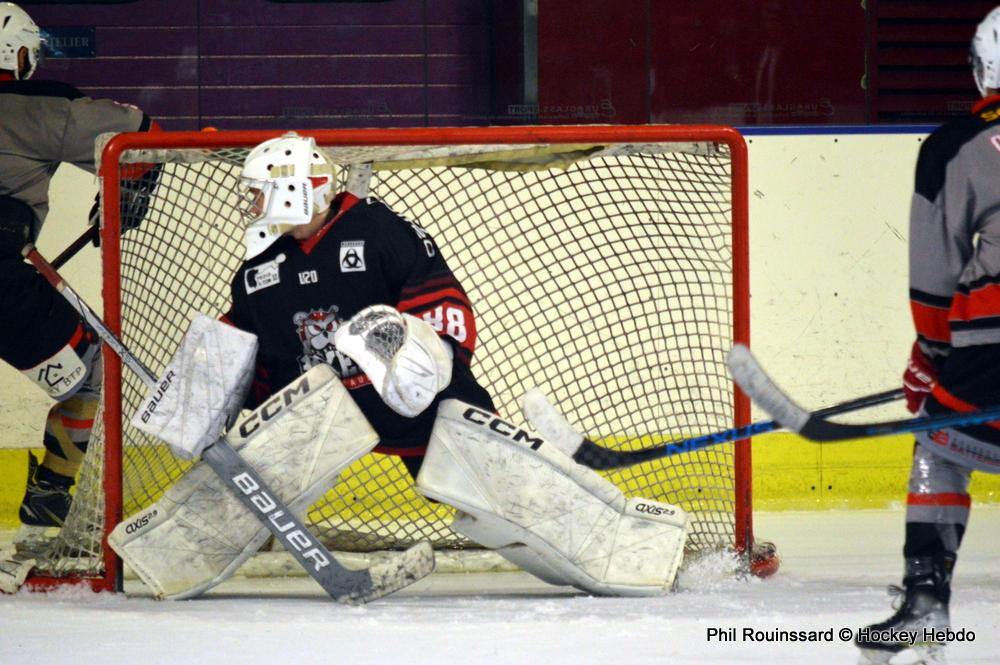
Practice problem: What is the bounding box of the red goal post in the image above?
[30,125,753,592]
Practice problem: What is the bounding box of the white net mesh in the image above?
[32,133,749,585]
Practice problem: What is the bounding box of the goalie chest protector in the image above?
[225,194,494,455]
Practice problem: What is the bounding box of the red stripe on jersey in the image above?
[948,283,1000,323]
[931,383,1000,430]
[67,323,85,350]
[400,274,462,298]
[397,287,472,312]
[906,492,971,508]
[910,301,950,343]
[60,415,94,430]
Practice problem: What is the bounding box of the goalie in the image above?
[115,132,687,599]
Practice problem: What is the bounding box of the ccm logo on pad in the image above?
[237,374,311,437]
[462,407,543,449]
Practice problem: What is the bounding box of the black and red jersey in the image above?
[224,193,495,456]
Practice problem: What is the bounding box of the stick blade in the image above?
[727,344,810,433]
[344,541,435,605]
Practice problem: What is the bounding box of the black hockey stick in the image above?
[22,243,433,603]
[728,343,1000,441]
[51,225,99,269]
[569,386,904,470]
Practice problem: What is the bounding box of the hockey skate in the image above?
[15,453,74,553]
[856,557,952,665]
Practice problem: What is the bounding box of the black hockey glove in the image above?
[89,164,162,247]
[0,196,36,259]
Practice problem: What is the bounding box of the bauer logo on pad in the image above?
[340,241,366,272]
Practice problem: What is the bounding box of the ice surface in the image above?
[1,508,997,665]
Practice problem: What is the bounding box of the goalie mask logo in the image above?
[293,305,359,377]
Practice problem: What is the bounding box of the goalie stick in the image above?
[21,243,433,603]
[728,343,1000,442]
[522,387,903,470]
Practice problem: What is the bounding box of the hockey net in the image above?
[27,125,758,591]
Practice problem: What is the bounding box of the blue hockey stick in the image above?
[572,385,904,470]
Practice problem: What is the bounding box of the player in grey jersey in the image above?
[0,2,157,547]
[857,7,1000,665]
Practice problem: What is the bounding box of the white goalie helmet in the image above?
[0,2,41,80]
[239,132,335,259]
[971,6,1000,96]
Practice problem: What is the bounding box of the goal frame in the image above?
[33,125,751,593]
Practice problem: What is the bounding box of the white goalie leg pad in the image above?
[416,400,689,596]
[450,512,576,588]
[109,364,378,599]
[334,304,452,417]
[131,314,258,460]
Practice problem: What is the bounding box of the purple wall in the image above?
[25,1,993,129]
[29,0,493,130]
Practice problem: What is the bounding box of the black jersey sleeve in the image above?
[375,201,479,366]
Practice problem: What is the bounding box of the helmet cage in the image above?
[239,175,315,227]
[240,175,317,259]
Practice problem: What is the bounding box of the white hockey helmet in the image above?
[0,2,41,80]
[239,132,335,259]
[971,6,1000,96]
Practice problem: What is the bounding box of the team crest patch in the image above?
[292,305,359,377]
[245,253,285,294]
[340,241,366,272]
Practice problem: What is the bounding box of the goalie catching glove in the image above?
[335,304,453,417]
